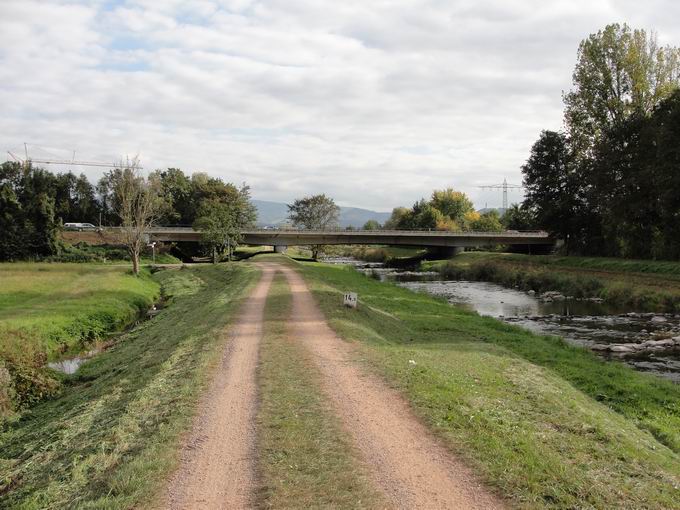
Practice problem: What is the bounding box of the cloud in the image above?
[1,0,679,211]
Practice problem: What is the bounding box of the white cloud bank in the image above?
[1,0,678,210]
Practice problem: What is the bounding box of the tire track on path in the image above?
[165,265,275,510]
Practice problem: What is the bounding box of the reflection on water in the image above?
[48,349,101,374]
[323,257,680,383]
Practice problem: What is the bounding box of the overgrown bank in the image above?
[0,264,258,508]
[0,263,160,415]
[423,252,680,312]
[280,256,680,508]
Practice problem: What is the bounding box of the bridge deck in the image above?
[142,227,553,247]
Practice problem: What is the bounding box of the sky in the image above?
[1,1,679,212]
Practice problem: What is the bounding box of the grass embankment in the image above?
[424,252,680,312]
[0,263,159,413]
[256,274,382,508]
[0,264,259,508]
[285,257,680,508]
[325,245,425,263]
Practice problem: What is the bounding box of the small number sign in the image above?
[343,292,358,308]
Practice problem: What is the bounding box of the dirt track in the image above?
[278,264,504,509]
[165,266,275,510]
[165,262,503,509]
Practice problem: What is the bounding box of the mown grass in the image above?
[255,273,383,509]
[0,264,259,508]
[423,252,680,312]
[0,263,160,412]
[276,256,680,508]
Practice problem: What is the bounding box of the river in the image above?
[323,257,680,383]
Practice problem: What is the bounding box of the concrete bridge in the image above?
[138,227,554,252]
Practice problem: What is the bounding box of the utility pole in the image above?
[478,179,523,213]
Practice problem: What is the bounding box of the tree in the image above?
[430,188,474,224]
[564,23,680,155]
[287,194,340,258]
[110,157,163,274]
[0,162,60,261]
[469,210,503,232]
[156,168,192,224]
[193,184,257,262]
[384,207,413,230]
[522,131,584,252]
[502,203,535,230]
[362,219,381,230]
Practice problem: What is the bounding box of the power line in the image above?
[7,143,142,170]
[477,178,523,211]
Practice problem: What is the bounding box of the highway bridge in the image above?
[130,227,555,252]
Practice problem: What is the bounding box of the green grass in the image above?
[0,264,259,509]
[255,273,383,509]
[0,263,159,360]
[275,256,680,508]
[424,251,680,277]
[0,263,160,412]
[423,252,680,312]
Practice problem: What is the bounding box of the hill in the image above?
[252,199,391,228]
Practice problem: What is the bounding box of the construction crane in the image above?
[7,143,141,170]
[478,178,523,212]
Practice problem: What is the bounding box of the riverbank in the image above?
[0,263,160,415]
[0,264,259,508]
[423,252,680,312]
[282,255,680,508]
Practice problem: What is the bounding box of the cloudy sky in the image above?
[1,1,679,211]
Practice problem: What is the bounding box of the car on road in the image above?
[64,222,100,232]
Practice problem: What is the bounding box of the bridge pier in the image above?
[274,245,288,253]
[429,246,464,258]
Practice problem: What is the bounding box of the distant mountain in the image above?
[252,199,391,228]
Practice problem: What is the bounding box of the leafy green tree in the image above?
[0,162,59,260]
[430,188,474,224]
[287,194,340,258]
[502,204,535,230]
[522,131,584,252]
[384,207,413,229]
[362,219,381,230]
[469,210,503,232]
[193,184,256,262]
[155,168,192,224]
[565,23,680,154]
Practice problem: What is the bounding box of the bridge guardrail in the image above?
[101,226,550,237]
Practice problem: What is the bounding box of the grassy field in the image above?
[256,273,382,508]
[277,256,680,508]
[423,252,680,312]
[0,263,160,413]
[0,264,259,508]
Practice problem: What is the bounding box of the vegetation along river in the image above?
[324,257,680,383]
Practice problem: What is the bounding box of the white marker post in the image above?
[343,292,358,309]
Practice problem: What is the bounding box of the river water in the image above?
[324,257,680,382]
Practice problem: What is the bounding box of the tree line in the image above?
[382,188,505,232]
[0,161,256,266]
[520,23,680,258]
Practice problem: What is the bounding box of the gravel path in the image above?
[164,266,275,510]
[164,262,503,509]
